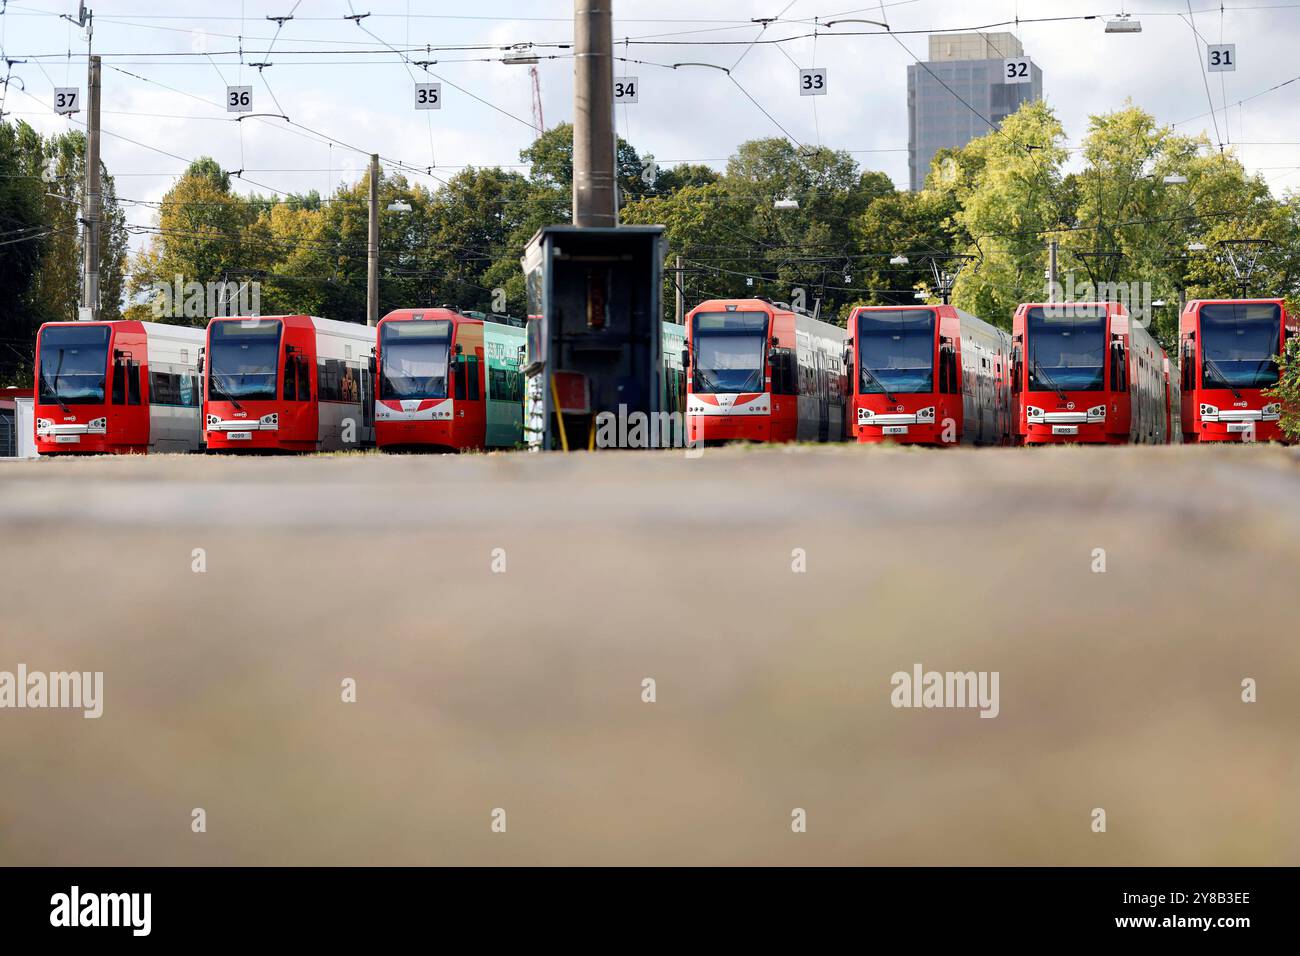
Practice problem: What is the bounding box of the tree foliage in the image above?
[0,122,128,385]
[7,99,1299,388]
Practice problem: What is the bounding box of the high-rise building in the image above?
[907,33,1043,190]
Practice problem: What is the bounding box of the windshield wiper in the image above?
[1030,358,1070,403]
[859,364,897,404]
[45,350,73,413]
[209,370,244,411]
[41,373,71,413]
[1202,355,1244,401]
[693,368,720,393]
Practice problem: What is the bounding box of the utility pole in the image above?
[674,255,685,324]
[80,53,101,321]
[367,153,379,327]
[572,0,616,226]
[1047,238,1058,302]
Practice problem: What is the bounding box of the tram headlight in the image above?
[259,413,279,428]
[206,414,219,428]
[1026,405,1045,421]
[1199,403,1219,421]
[1086,405,1106,422]
[857,407,872,423]
[1263,403,1281,421]
[36,418,53,434]
[87,417,107,433]
[916,406,936,422]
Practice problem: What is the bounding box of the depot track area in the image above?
[2,443,1297,865]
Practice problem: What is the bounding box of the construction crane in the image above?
[530,65,545,139]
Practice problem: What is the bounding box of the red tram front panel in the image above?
[205,317,314,452]
[34,321,147,454]
[374,309,484,451]
[1178,299,1294,444]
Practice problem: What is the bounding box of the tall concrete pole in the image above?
[80,54,101,321]
[367,154,379,327]
[572,0,616,227]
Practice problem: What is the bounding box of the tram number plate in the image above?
[1226,423,1252,433]
[882,425,909,435]
[54,434,81,443]
[1052,425,1078,435]
[226,431,253,441]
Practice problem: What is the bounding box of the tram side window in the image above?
[317,359,346,401]
[1110,337,1127,392]
[341,364,359,403]
[1181,337,1195,391]
[938,337,959,395]
[282,355,310,401]
[769,346,796,395]
[490,367,524,403]
[149,370,196,406]
[466,355,480,401]
[113,358,141,405]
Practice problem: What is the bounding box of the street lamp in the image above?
[1104,15,1142,33]
[890,255,909,266]
[386,200,412,212]
[773,197,799,210]
[1163,174,1188,185]
[1187,242,1208,252]
[503,44,539,65]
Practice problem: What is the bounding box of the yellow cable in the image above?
[549,373,570,452]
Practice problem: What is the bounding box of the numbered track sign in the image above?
[799,68,826,96]
[1207,44,1236,72]
[614,77,638,103]
[415,82,441,110]
[53,88,79,115]
[1003,58,1031,84]
[226,86,252,113]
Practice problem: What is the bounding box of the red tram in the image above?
[33,320,205,454]
[684,298,847,444]
[203,315,375,452]
[848,304,1013,446]
[373,308,525,452]
[1011,302,1176,445]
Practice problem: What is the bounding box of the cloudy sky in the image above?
[2,0,1297,232]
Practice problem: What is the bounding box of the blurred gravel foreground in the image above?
[1,444,1298,865]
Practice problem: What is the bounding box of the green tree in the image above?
[946,100,1069,326]
[850,188,964,306]
[0,121,46,385]
[130,157,261,323]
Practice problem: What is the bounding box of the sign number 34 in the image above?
[614,78,638,103]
